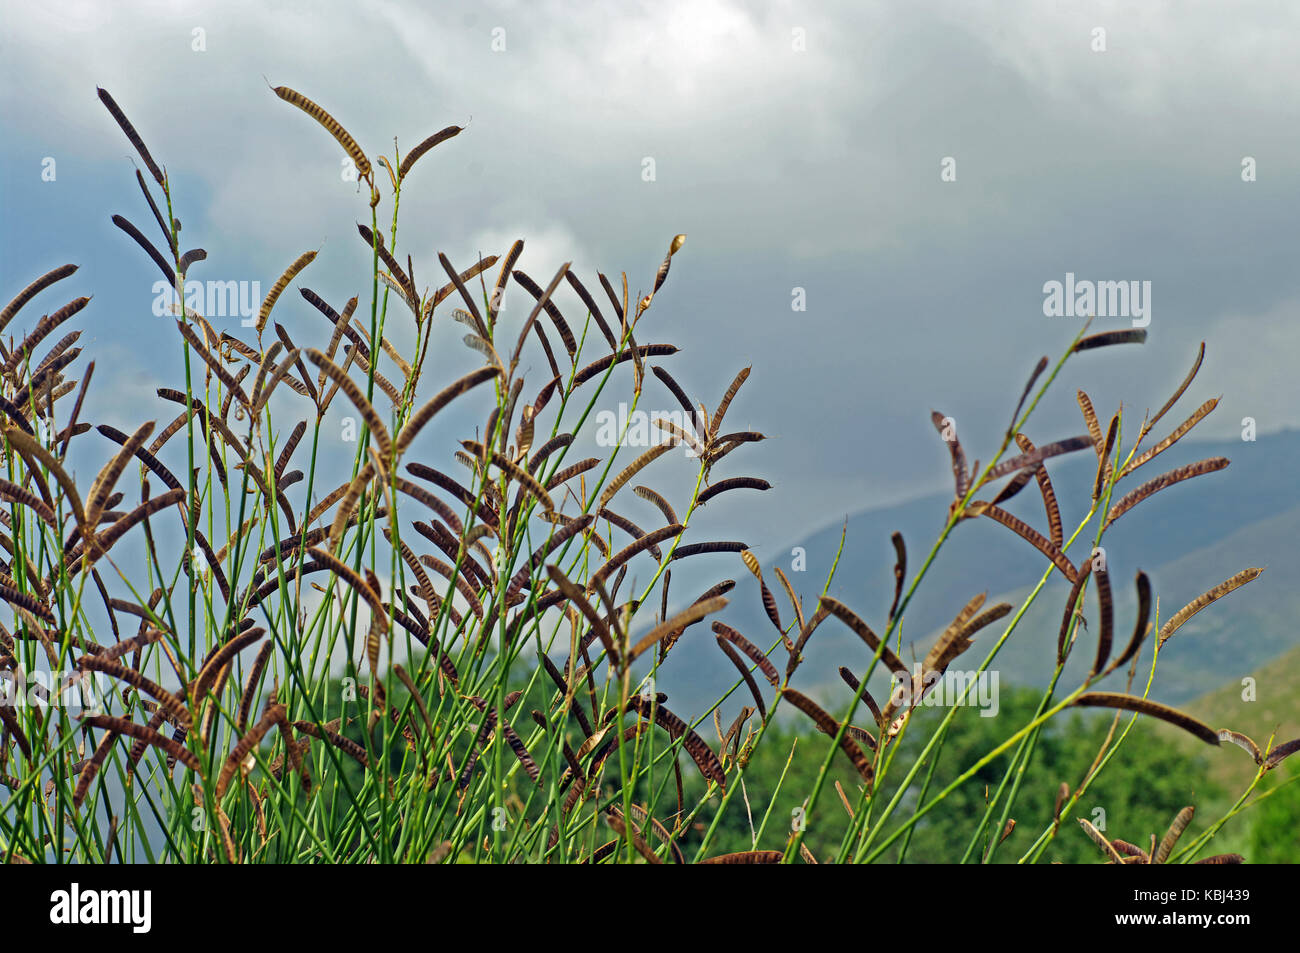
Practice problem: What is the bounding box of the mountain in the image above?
[656,427,1300,720]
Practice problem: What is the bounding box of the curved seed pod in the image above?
[984,435,1093,482]
[697,476,771,506]
[304,348,391,460]
[818,596,908,676]
[528,433,572,475]
[505,514,594,600]
[633,485,677,525]
[255,251,317,335]
[1104,457,1231,531]
[0,478,57,526]
[397,124,462,180]
[83,714,200,772]
[547,565,617,664]
[712,621,779,687]
[1265,738,1300,770]
[1074,329,1147,351]
[77,655,191,728]
[1092,414,1118,500]
[1105,571,1152,675]
[191,627,266,708]
[307,547,388,674]
[328,462,376,552]
[836,668,884,727]
[1217,730,1262,765]
[780,688,873,784]
[1141,341,1205,440]
[773,566,804,632]
[513,269,577,357]
[462,441,554,512]
[1091,561,1114,675]
[599,443,675,509]
[404,464,497,529]
[1123,397,1218,478]
[1078,818,1125,863]
[84,420,155,530]
[1013,434,1063,549]
[1072,693,1219,745]
[972,501,1076,582]
[709,366,750,441]
[395,365,501,456]
[715,637,767,719]
[273,86,369,177]
[668,541,748,562]
[544,457,600,492]
[0,705,32,762]
[437,252,489,338]
[73,730,119,809]
[572,344,677,388]
[592,524,682,591]
[887,531,907,623]
[0,263,77,336]
[627,595,727,663]
[1057,560,1093,665]
[1158,568,1262,648]
[1077,390,1104,451]
[392,478,465,536]
[99,627,168,664]
[1155,806,1195,863]
[923,593,987,674]
[293,719,368,769]
[1007,355,1049,436]
[740,550,782,634]
[649,364,696,420]
[486,240,524,329]
[625,694,725,790]
[0,394,34,434]
[216,703,286,798]
[698,850,784,864]
[602,810,663,864]
[932,410,968,498]
[95,425,182,495]
[565,270,618,350]
[236,641,274,733]
[5,295,91,377]
[96,87,165,185]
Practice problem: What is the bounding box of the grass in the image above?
[0,84,1292,864]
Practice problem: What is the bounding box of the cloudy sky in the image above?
[2,0,1297,552]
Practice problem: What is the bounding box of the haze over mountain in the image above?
[657,426,1300,720]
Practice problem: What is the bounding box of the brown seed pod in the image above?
[780,688,873,784]
[624,694,726,790]
[96,87,166,186]
[818,596,908,677]
[272,86,370,178]
[1073,329,1147,352]
[82,714,200,772]
[398,124,462,180]
[627,596,728,663]
[0,263,77,336]
[256,251,316,336]
[1158,567,1263,648]
[1072,693,1220,745]
[1155,806,1195,863]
